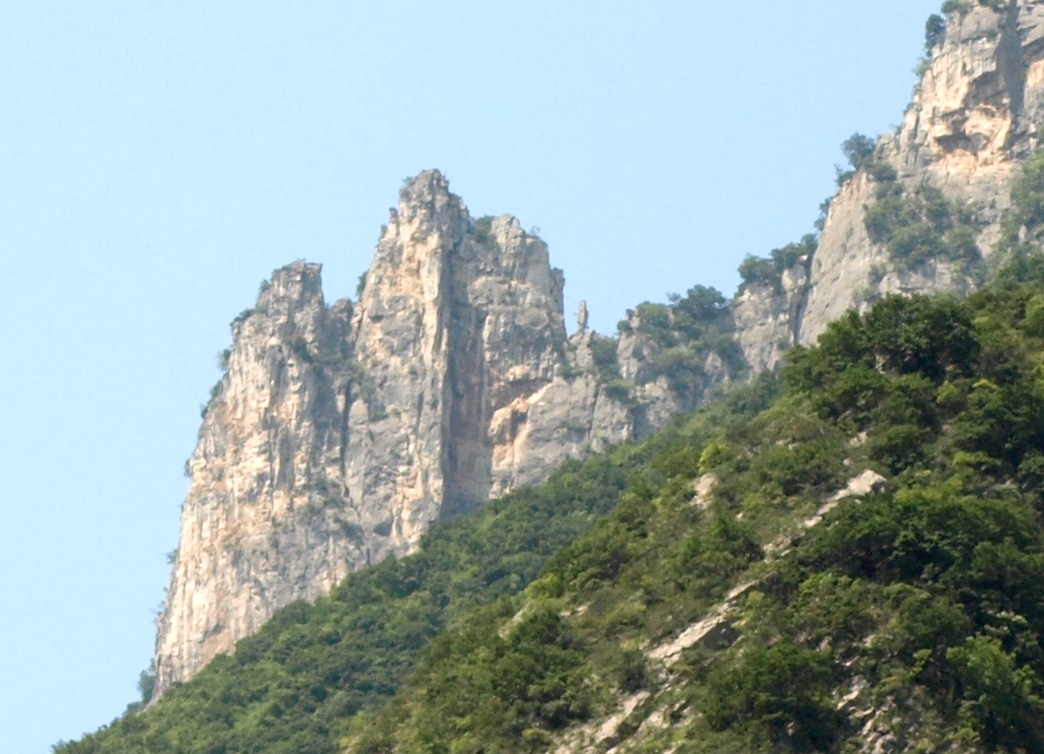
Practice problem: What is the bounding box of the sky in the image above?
[0,1,942,750]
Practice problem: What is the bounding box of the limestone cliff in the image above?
[734,0,1044,362]
[154,172,727,696]
[153,263,356,696]
[732,259,810,374]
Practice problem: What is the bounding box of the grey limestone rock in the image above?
[732,258,810,374]
[154,261,358,697]
[735,0,1044,360]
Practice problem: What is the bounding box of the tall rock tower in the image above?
[153,171,739,696]
[153,263,357,696]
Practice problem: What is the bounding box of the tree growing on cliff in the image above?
[835,133,876,187]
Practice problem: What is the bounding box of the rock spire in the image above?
[154,171,737,695]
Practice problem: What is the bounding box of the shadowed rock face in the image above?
[154,171,728,696]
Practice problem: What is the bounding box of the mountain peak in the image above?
[154,172,730,696]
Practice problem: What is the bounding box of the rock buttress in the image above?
[154,262,356,694]
[730,1,1044,364]
[154,171,698,695]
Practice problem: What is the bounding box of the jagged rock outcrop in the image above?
[154,171,716,696]
[736,0,1044,359]
[732,259,810,374]
[154,263,357,696]
[615,304,739,434]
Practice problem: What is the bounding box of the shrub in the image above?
[841,133,876,173]
[653,346,705,394]
[621,285,746,393]
[738,255,780,290]
[863,161,981,270]
[836,133,877,187]
[948,637,1044,751]
[705,641,843,751]
[672,509,761,597]
[738,235,816,292]
[634,302,674,347]
[589,336,621,383]
[1026,294,1044,336]
[471,215,496,246]
[613,647,650,693]
[925,14,946,52]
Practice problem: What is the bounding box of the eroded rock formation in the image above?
[739,0,1044,359]
[154,171,736,695]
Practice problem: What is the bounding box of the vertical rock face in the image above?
[734,0,1044,363]
[154,171,706,695]
[342,171,570,556]
[154,263,357,695]
[732,259,811,375]
[797,1,1027,344]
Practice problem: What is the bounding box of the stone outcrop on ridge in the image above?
[153,171,741,695]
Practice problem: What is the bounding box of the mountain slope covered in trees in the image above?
[343,262,1044,754]
[62,255,1044,754]
[56,3,1044,751]
[54,379,777,754]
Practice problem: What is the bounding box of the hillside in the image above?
[59,256,1044,753]
[341,262,1044,753]
[55,2,1044,751]
[59,132,1044,749]
[54,376,777,753]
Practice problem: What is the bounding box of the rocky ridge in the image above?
[737,0,1044,365]
[154,172,742,696]
[156,0,1044,696]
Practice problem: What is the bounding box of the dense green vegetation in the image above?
[616,285,748,403]
[737,234,817,292]
[54,460,632,753]
[344,265,1044,753]
[54,378,777,754]
[864,160,983,271]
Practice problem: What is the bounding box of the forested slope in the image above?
[344,265,1044,754]
[63,256,1044,753]
[54,378,776,754]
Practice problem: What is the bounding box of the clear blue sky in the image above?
[0,2,940,750]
